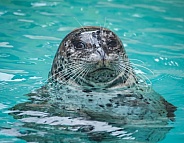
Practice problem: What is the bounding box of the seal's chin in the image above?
[81,68,118,87]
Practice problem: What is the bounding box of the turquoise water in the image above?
[0,0,184,142]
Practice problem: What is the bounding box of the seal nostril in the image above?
[97,50,102,57]
[97,47,105,58]
[96,49,106,66]
[93,44,96,48]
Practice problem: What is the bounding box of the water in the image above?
[0,0,183,142]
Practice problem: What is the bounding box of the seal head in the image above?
[49,26,137,88]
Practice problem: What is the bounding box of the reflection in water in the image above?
[9,85,176,143]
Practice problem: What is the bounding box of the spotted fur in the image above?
[47,26,176,123]
[49,26,137,88]
[9,27,177,143]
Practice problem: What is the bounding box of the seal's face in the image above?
[50,26,136,88]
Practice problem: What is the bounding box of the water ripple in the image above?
[24,35,60,40]
[163,16,184,22]
[0,42,13,48]
[57,27,76,31]
[133,4,166,12]
[13,12,25,16]
[0,72,25,82]
[97,2,133,9]
[31,2,58,7]
[18,19,34,23]
[139,28,184,35]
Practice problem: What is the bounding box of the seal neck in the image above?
[74,70,137,89]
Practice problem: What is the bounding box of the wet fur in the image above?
[9,26,176,143]
[47,26,176,121]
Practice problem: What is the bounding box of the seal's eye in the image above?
[74,41,86,50]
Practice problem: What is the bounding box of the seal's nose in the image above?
[96,47,106,65]
[97,47,106,60]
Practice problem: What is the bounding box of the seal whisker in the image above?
[130,58,145,64]
[59,65,84,80]
[118,57,154,76]
[73,65,90,85]
[48,63,84,85]
[118,64,140,79]
[46,72,61,84]
[103,17,107,30]
[122,62,153,88]
[116,63,139,85]
[130,62,154,75]
[56,70,82,87]
[67,63,91,86]
[73,17,86,32]
[101,17,107,40]
[118,63,152,91]
[111,62,132,85]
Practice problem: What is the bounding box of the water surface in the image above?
[0,0,184,142]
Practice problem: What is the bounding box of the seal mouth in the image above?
[90,67,114,73]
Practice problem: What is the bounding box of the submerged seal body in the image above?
[48,26,176,121]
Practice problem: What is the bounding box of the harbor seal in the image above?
[9,26,176,143]
[47,26,176,121]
